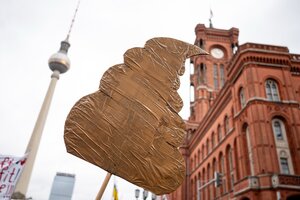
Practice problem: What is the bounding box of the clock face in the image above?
[211,48,224,59]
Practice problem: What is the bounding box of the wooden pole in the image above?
[95,172,112,200]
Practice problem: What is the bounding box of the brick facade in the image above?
[168,24,300,200]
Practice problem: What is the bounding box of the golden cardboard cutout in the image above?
[64,37,207,194]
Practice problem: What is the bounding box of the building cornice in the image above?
[234,97,300,119]
[188,84,232,151]
[227,43,292,82]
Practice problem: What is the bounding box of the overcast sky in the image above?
[1,0,300,199]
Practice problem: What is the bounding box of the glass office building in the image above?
[49,172,75,200]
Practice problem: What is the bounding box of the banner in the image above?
[0,155,27,200]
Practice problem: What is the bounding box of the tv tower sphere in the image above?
[48,40,71,73]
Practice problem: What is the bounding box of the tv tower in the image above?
[13,1,80,197]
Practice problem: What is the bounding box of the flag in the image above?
[113,183,118,200]
[0,154,27,200]
[210,9,213,19]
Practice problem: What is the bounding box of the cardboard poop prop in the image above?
[64,37,207,195]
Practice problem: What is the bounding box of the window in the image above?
[199,39,204,49]
[239,87,246,108]
[197,63,207,85]
[220,155,226,193]
[265,79,280,101]
[230,174,234,190]
[244,125,254,175]
[229,148,234,172]
[220,154,224,172]
[194,177,197,200]
[273,120,294,175]
[207,164,211,199]
[197,65,201,85]
[197,176,201,200]
[202,145,205,160]
[280,157,290,174]
[220,64,225,88]
[206,139,210,154]
[218,125,222,142]
[198,150,200,165]
[211,132,215,148]
[272,119,285,140]
[229,148,234,190]
[224,116,229,134]
[191,179,194,199]
[233,139,240,180]
[202,169,206,198]
[212,159,217,198]
[213,64,219,89]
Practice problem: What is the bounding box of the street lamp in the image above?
[143,190,149,200]
[135,189,140,200]
[151,193,156,200]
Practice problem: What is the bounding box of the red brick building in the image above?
[168,24,300,200]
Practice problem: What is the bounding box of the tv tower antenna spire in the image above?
[13,1,81,198]
[66,0,80,42]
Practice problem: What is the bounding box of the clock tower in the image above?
[189,24,239,122]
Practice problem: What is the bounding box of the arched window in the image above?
[224,115,229,134]
[265,79,280,101]
[272,119,284,140]
[242,124,254,176]
[279,151,290,174]
[233,139,240,180]
[202,145,205,160]
[272,118,294,175]
[213,64,219,89]
[198,150,200,166]
[218,125,222,142]
[194,177,197,200]
[219,154,226,194]
[206,139,210,154]
[211,132,215,148]
[220,64,225,88]
[245,125,254,176]
[199,39,204,49]
[196,65,201,85]
[197,173,201,200]
[197,63,207,85]
[231,107,234,126]
[229,149,234,175]
[191,179,194,200]
[207,164,211,199]
[226,146,234,191]
[239,87,246,108]
[202,168,206,199]
[212,159,217,197]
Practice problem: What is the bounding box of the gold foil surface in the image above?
[64,37,207,194]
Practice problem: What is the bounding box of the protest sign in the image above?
[0,155,27,200]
